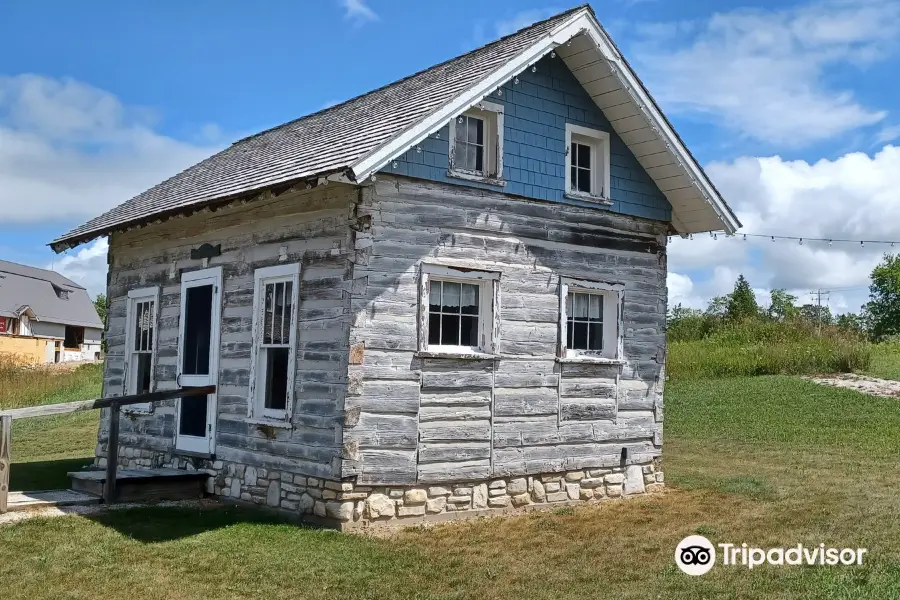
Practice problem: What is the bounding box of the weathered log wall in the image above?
[100,184,357,479]
[345,175,667,485]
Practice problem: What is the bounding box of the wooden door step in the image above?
[69,468,208,503]
[6,489,101,512]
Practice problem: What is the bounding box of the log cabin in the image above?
[50,5,739,527]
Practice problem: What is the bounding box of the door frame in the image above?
[175,266,223,454]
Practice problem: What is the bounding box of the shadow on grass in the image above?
[84,504,299,543]
[669,473,778,501]
[10,457,94,492]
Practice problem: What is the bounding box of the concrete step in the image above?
[6,489,101,512]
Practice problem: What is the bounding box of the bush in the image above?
[667,318,871,379]
[668,338,871,379]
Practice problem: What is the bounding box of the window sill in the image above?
[415,350,500,360]
[447,169,507,188]
[564,191,613,205]
[556,356,626,365]
[246,417,292,429]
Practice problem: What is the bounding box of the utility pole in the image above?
[815,289,822,336]
[809,289,829,336]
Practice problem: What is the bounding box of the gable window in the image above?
[565,124,611,203]
[559,277,622,360]
[418,264,499,357]
[249,263,300,421]
[125,287,159,413]
[448,101,505,185]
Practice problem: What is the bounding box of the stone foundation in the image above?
[100,445,663,528]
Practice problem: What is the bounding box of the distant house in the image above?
[0,260,103,363]
[51,6,738,526]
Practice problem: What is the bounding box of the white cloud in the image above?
[631,0,900,146]
[875,124,900,145]
[0,74,220,225]
[468,7,559,49]
[50,238,109,299]
[495,8,560,38]
[341,0,378,26]
[669,145,900,314]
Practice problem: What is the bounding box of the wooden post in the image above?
[0,415,11,514]
[104,402,120,504]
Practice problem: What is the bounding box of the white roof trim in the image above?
[349,8,740,234]
[349,16,583,182]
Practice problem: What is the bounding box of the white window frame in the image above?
[418,264,500,357]
[559,277,623,361]
[124,286,160,413]
[565,124,611,204]
[448,100,505,184]
[248,263,301,422]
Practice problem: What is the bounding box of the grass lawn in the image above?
[0,363,101,490]
[3,374,900,598]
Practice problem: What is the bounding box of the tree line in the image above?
[668,253,900,342]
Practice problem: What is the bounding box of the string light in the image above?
[531,65,537,73]
[691,231,900,247]
[514,76,519,85]
[551,51,556,58]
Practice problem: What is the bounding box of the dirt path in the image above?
[804,373,900,399]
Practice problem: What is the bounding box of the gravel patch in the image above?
[804,373,900,399]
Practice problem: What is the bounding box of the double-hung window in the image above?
[249,263,300,421]
[125,287,159,413]
[418,264,499,356]
[448,101,504,183]
[559,277,622,360]
[565,124,611,203]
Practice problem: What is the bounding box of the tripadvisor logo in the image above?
[675,535,716,576]
[675,536,867,576]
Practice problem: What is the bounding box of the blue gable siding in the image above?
[381,55,672,223]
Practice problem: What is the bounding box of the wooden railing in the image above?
[0,385,215,514]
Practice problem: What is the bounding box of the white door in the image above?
[175,267,222,454]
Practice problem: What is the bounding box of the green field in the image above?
[0,362,101,490]
[3,359,900,598]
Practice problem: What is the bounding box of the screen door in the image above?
[175,266,222,454]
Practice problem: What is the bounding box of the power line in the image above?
[819,284,870,292]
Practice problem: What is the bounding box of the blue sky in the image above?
[2,0,899,313]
